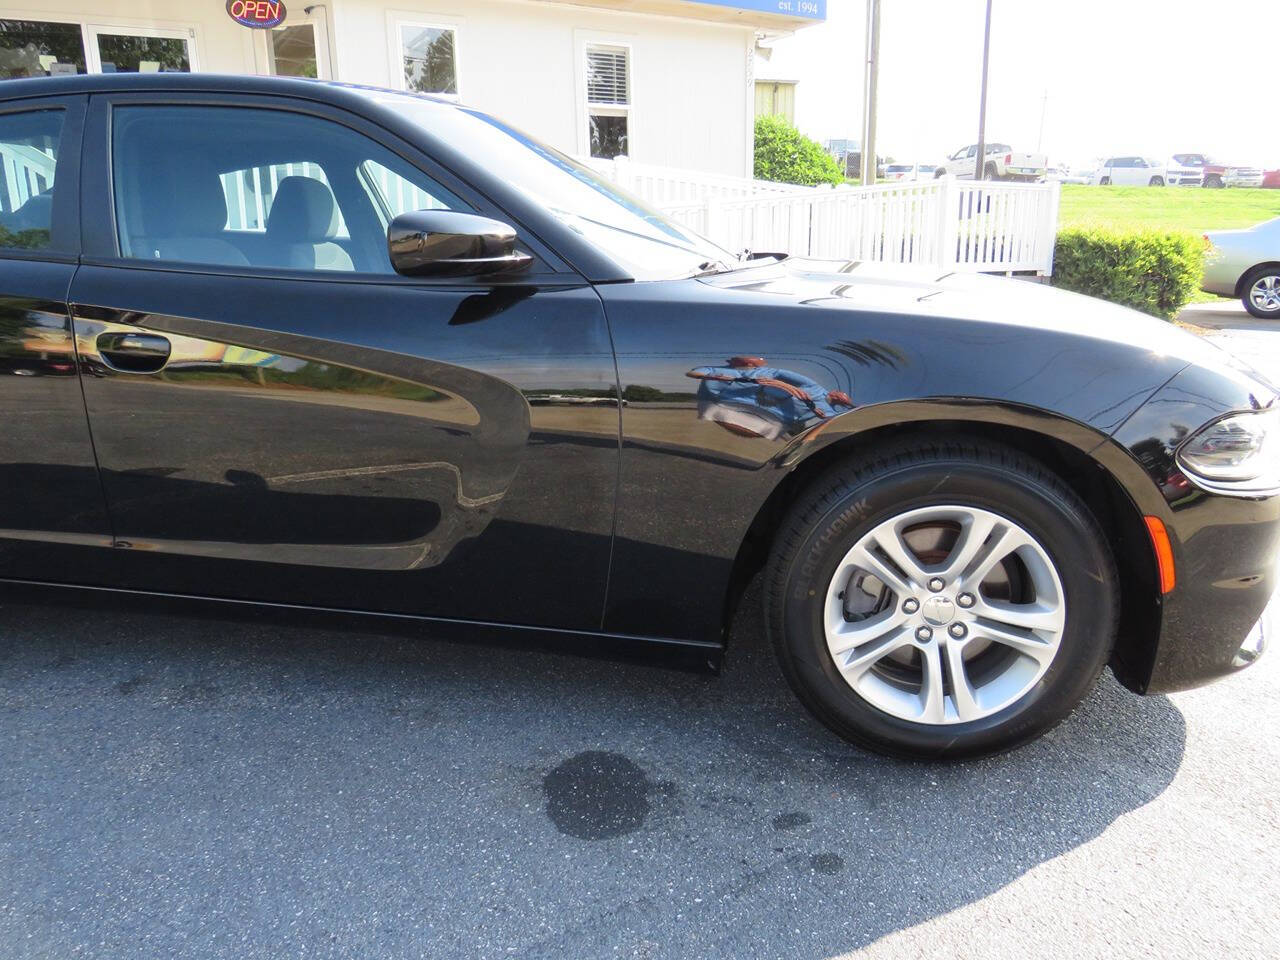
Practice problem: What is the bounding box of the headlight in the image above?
[1177,408,1280,492]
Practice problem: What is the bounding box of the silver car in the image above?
[1203,217,1280,318]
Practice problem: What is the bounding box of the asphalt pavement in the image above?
[1,305,1278,959]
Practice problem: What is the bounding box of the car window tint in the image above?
[0,108,62,252]
[111,105,468,274]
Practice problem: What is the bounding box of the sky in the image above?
[756,0,1280,170]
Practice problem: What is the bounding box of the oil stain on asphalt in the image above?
[543,751,654,840]
[772,811,812,831]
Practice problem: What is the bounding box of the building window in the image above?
[267,24,320,78]
[91,29,192,74]
[0,19,87,78]
[398,22,457,97]
[585,44,629,159]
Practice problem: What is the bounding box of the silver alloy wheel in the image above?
[1249,274,1280,314]
[823,505,1066,725]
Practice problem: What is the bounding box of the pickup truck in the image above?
[1171,153,1265,189]
[934,143,1048,182]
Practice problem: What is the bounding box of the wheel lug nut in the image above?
[949,622,967,639]
[915,626,933,642]
[902,598,920,614]
[928,577,945,592]
[957,592,975,608]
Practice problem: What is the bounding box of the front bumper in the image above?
[1146,495,1280,692]
[1109,362,1280,693]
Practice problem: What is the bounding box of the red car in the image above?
[1264,169,1280,189]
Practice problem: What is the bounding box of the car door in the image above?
[70,92,619,630]
[1119,157,1145,186]
[0,94,117,585]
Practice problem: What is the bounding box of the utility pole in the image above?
[860,0,881,186]
[974,0,993,181]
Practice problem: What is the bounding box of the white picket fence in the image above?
[219,161,445,233]
[0,142,57,215]
[587,157,1062,276]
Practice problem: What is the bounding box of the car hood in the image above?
[699,258,1276,396]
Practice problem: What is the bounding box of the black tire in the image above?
[1099,176,1111,186]
[1149,176,1165,187]
[934,168,947,179]
[984,161,1000,181]
[1204,174,1224,188]
[1241,265,1280,319]
[763,438,1118,760]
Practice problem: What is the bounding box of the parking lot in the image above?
[1,312,1278,960]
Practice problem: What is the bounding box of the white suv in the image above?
[1092,156,1167,186]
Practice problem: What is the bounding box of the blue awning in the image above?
[684,0,826,21]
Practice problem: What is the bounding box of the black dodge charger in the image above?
[1,74,1276,758]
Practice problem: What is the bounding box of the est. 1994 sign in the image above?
[226,0,287,29]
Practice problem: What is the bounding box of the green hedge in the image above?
[1051,228,1205,320]
[753,115,844,187]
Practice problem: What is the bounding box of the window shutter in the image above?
[586,46,628,105]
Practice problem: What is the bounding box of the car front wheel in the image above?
[764,439,1118,760]
[1243,266,1280,319]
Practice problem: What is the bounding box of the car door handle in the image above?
[97,332,171,373]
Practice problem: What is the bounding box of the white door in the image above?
[1117,157,1147,186]
[86,24,196,74]
[953,145,979,179]
[262,17,330,79]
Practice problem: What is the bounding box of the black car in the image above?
[1,74,1276,759]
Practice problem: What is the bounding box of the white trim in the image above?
[386,9,462,100]
[573,31,635,159]
[743,35,755,178]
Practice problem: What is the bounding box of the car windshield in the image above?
[361,90,735,281]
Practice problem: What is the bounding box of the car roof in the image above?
[0,72,456,112]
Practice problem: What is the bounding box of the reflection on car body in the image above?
[687,355,854,440]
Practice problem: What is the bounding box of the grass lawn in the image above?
[1057,185,1280,304]
[1058,184,1280,232]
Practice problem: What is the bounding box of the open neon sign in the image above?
[226,0,288,29]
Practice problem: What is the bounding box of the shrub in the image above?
[1051,228,1205,320]
[753,115,844,187]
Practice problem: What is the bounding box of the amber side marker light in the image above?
[1144,516,1176,594]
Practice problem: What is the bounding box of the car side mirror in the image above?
[387,210,533,278]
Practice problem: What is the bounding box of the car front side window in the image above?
[110,105,466,275]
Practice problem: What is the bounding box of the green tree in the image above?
[752,115,844,187]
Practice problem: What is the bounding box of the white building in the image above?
[0,1,825,176]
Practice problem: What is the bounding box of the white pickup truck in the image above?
[935,143,1048,182]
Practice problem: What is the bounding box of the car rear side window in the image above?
[0,109,63,252]
[110,104,467,274]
